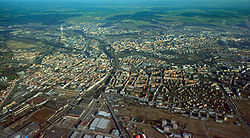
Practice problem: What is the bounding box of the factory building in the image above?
[89,118,110,130]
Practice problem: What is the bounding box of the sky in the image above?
[0,0,249,8]
[0,0,249,3]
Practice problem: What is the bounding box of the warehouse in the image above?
[89,118,110,130]
[96,111,111,117]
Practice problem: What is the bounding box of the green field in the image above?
[0,1,249,30]
[131,20,154,26]
[7,40,38,49]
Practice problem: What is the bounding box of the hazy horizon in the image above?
[0,0,250,8]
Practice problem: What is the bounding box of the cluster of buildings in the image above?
[156,119,192,138]
[65,21,139,37]
[106,55,234,123]
[12,49,41,62]
[19,51,112,94]
[0,79,17,106]
[110,32,221,56]
[215,63,249,98]
[0,92,48,130]
[0,48,43,105]
[0,14,249,138]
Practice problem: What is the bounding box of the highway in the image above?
[105,95,129,138]
[219,85,250,134]
[227,97,250,133]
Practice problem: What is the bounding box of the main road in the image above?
[105,95,129,138]
[219,84,250,134]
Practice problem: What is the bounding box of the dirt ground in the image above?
[117,102,249,138]
[29,107,55,123]
[10,107,55,132]
[233,99,250,123]
[42,126,73,138]
[136,124,165,138]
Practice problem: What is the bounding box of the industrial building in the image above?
[83,135,93,138]
[67,107,85,119]
[96,111,111,117]
[89,118,110,130]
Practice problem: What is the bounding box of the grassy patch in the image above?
[7,40,37,49]
[7,75,16,80]
[131,20,154,26]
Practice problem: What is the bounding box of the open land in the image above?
[117,101,249,138]
[7,40,37,49]
[234,99,250,123]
